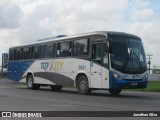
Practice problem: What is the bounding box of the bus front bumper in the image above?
[109,72,148,90]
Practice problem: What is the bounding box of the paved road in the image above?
[0,78,160,120]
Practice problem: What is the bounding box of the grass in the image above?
[126,81,160,92]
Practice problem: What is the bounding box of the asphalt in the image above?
[0,78,160,120]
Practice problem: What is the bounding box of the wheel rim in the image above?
[28,77,32,88]
[79,80,87,92]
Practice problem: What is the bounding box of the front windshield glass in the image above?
[109,35,147,74]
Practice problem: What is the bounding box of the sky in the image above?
[0,0,160,68]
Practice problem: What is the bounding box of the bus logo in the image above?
[41,62,49,70]
[50,61,64,71]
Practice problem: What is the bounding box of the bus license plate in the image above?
[131,83,138,86]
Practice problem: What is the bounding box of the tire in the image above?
[108,89,122,95]
[77,76,91,95]
[27,75,40,90]
[50,85,63,91]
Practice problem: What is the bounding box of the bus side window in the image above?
[59,41,71,57]
[53,43,56,58]
[15,48,21,60]
[74,39,89,56]
[103,42,109,68]
[44,43,54,58]
[9,49,14,61]
[29,47,34,59]
[92,43,102,65]
[20,48,23,60]
[33,45,42,59]
[23,47,30,60]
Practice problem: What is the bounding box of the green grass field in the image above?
[127,81,160,92]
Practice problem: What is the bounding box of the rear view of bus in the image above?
[108,33,148,95]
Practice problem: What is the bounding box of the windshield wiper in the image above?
[122,37,144,72]
[132,50,143,71]
[127,39,144,71]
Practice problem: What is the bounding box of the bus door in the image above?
[90,41,103,88]
[101,41,110,89]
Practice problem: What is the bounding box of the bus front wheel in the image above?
[108,89,122,95]
[77,76,90,95]
[27,75,40,90]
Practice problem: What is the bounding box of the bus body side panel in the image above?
[51,58,90,87]
[19,58,109,89]
[8,61,33,81]
[21,59,57,85]
[101,67,109,89]
[8,58,110,89]
[89,62,109,89]
[20,58,91,86]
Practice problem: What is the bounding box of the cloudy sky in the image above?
[0,0,160,68]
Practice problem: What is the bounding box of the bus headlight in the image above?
[112,72,122,80]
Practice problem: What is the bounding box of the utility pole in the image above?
[147,55,153,74]
[1,60,3,77]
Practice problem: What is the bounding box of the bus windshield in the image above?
[109,35,147,74]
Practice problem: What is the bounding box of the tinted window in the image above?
[92,43,102,64]
[74,39,89,56]
[22,47,30,60]
[44,43,55,58]
[33,45,42,59]
[9,49,14,61]
[103,42,109,68]
[29,46,34,59]
[57,42,71,57]
[110,35,147,74]
[15,48,21,60]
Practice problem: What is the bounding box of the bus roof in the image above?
[10,31,140,49]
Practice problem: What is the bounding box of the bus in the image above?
[8,31,148,95]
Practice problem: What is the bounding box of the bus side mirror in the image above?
[57,50,60,56]
[128,48,131,56]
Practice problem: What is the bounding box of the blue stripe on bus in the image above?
[8,61,34,81]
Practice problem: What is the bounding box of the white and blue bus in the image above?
[8,31,148,95]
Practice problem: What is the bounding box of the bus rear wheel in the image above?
[77,76,90,95]
[27,75,40,90]
[50,85,63,91]
[108,89,122,95]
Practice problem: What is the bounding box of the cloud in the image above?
[129,0,154,21]
[23,0,128,35]
[0,1,22,29]
[131,8,154,20]
[130,0,149,10]
[0,0,160,67]
[14,0,129,44]
[0,29,20,62]
[125,20,160,67]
